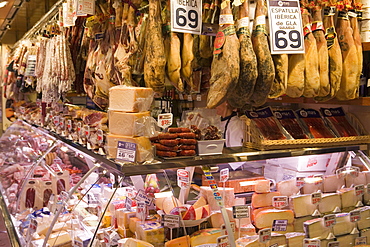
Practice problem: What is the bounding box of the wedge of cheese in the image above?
[276,178,300,197]
[235,235,261,247]
[210,208,238,228]
[302,177,323,194]
[118,238,154,247]
[117,209,136,229]
[251,207,274,223]
[109,85,154,112]
[190,228,221,246]
[333,213,356,236]
[346,172,367,188]
[239,179,271,193]
[137,222,165,247]
[318,193,342,214]
[285,232,305,247]
[294,215,314,232]
[254,209,294,229]
[164,235,190,247]
[106,134,153,163]
[47,231,72,247]
[336,233,359,246]
[304,218,331,239]
[323,175,345,193]
[339,188,358,210]
[239,224,256,237]
[109,111,150,136]
[266,232,286,246]
[251,192,281,208]
[290,194,317,217]
[355,206,370,230]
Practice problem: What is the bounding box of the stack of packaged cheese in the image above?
[106,86,154,163]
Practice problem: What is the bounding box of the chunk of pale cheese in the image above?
[239,179,271,193]
[200,186,235,211]
[302,177,323,194]
[304,218,331,239]
[254,209,294,229]
[137,222,164,247]
[318,193,342,214]
[332,213,356,236]
[355,206,370,230]
[164,236,190,247]
[345,172,367,188]
[285,232,305,247]
[109,86,153,112]
[276,178,300,197]
[290,194,317,217]
[339,188,358,210]
[323,175,345,193]
[109,111,150,136]
[251,191,281,208]
[293,215,314,232]
[190,228,221,246]
[266,232,286,246]
[335,233,359,246]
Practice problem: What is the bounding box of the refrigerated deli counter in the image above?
[2,120,370,247]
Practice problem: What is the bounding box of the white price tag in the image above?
[179,94,184,100]
[97,129,104,145]
[355,237,367,245]
[328,241,340,247]
[171,0,202,34]
[137,201,147,219]
[355,184,365,196]
[54,116,60,126]
[125,197,132,211]
[158,113,173,129]
[84,125,90,137]
[164,215,180,228]
[232,205,250,219]
[135,189,153,205]
[187,94,193,101]
[67,120,72,131]
[217,235,230,247]
[312,192,322,205]
[303,239,321,247]
[324,214,336,228]
[196,94,202,101]
[350,210,361,222]
[25,55,37,76]
[267,0,305,54]
[221,222,236,235]
[220,168,229,182]
[272,219,288,232]
[259,228,271,243]
[296,178,305,188]
[272,196,288,209]
[116,141,137,163]
[177,169,190,188]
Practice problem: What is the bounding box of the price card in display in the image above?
[97,129,104,144]
[116,141,137,163]
[164,215,180,228]
[177,169,190,188]
[232,205,250,219]
[324,214,336,227]
[311,192,322,205]
[355,184,365,196]
[355,237,367,245]
[135,189,153,205]
[272,219,288,232]
[125,197,132,211]
[267,0,304,54]
[77,122,82,135]
[196,94,202,101]
[350,210,361,222]
[296,178,305,188]
[137,201,147,219]
[67,120,72,131]
[221,222,236,235]
[187,95,193,101]
[220,168,229,182]
[54,116,60,126]
[328,241,340,247]
[157,113,173,129]
[217,235,230,247]
[259,228,271,243]
[84,125,90,138]
[170,0,202,34]
[59,117,65,129]
[272,196,288,209]
[303,239,320,247]
[367,183,370,194]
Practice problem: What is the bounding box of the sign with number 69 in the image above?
[171,0,202,34]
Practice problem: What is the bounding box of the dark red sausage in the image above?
[159,139,179,147]
[157,151,178,157]
[179,150,196,156]
[178,132,196,139]
[179,139,197,145]
[154,143,179,151]
[179,145,196,150]
[158,133,178,139]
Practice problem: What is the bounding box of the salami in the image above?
[154,143,179,151]
[179,139,197,145]
[179,145,196,150]
[179,150,196,156]
[158,133,178,139]
[156,151,177,157]
[178,132,196,139]
[159,139,179,146]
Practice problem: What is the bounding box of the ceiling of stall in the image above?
[0,0,58,45]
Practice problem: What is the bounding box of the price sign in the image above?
[324,214,336,228]
[177,169,190,188]
[220,168,229,182]
[196,94,202,101]
[157,113,173,129]
[303,239,320,247]
[296,178,305,188]
[137,201,147,220]
[267,0,304,54]
[84,125,90,138]
[53,116,60,126]
[116,141,137,163]
[232,205,250,219]
[272,196,288,209]
[59,117,65,129]
[221,222,236,235]
[125,197,132,211]
[135,189,153,205]
[272,219,288,232]
[187,95,193,101]
[67,120,72,131]
[355,237,367,245]
[164,215,180,228]
[77,122,82,135]
[97,129,104,145]
[259,228,271,243]
[350,210,361,222]
[171,0,202,34]
[355,184,365,196]
[217,235,230,247]
[311,192,322,205]
[328,241,339,247]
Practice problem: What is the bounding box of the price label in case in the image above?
[272,219,288,232]
[267,0,305,54]
[217,235,230,247]
[350,210,361,222]
[157,113,173,129]
[324,214,336,228]
[177,169,190,188]
[355,184,365,196]
[53,116,60,126]
[220,168,229,182]
[272,196,288,209]
[116,141,137,163]
[355,237,367,245]
[259,228,271,243]
[125,197,132,211]
[328,241,340,247]
[367,183,370,194]
[296,178,305,188]
[135,189,153,205]
[67,120,72,131]
[269,244,278,247]
[170,0,202,34]
[164,215,180,228]
[311,192,322,205]
[303,239,320,247]
[221,222,236,235]
[232,205,250,219]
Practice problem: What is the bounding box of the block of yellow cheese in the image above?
[251,207,274,223]
[254,209,294,229]
[117,209,136,229]
[266,232,286,246]
[47,231,72,247]
[129,217,141,233]
[290,194,317,217]
[285,232,305,247]
[137,222,164,247]
[339,188,359,210]
[355,206,370,230]
[336,233,359,246]
[294,215,314,232]
[210,208,239,228]
[190,228,221,246]
[332,213,356,236]
[107,134,153,163]
[235,235,261,247]
[109,85,154,112]
[318,193,342,214]
[276,178,300,197]
[109,111,150,136]
[239,179,271,193]
[323,175,345,193]
[200,186,235,211]
[164,235,190,247]
[117,238,154,247]
[251,191,281,208]
[304,218,331,239]
[346,172,367,188]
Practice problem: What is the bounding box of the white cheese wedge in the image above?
[333,213,356,236]
[285,232,305,247]
[190,228,221,246]
[294,215,314,232]
[355,206,370,230]
[290,194,317,217]
[304,218,331,239]
[339,188,358,210]
[251,191,281,208]
[346,172,367,188]
[200,186,235,211]
[319,193,342,214]
[109,111,150,136]
[254,209,294,229]
[335,233,359,246]
[276,178,300,197]
[302,177,323,194]
[109,85,154,112]
[323,175,345,193]
[266,232,286,246]
[235,235,261,247]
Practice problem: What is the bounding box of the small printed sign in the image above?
[177,169,190,188]
[303,239,320,247]
[328,241,340,247]
[171,0,202,34]
[232,205,250,219]
[272,219,288,232]
[220,168,229,183]
[259,228,271,243]
[324,214,336,228]
[217,235,230,247]
[350,210,361,222]
[355,184,365,196]
[164,215,180,228]
[125,197,132,211]
[137,202,147,219]
[158,113,173,129]
[355,236,367,245]
[135,189,153,205]
[116,141,137,163]
[272,196,288,209]
[311,192,322,205]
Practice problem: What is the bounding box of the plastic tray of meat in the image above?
[320,107,359,137]
[245,107,292,140]
[274,110,311,139]
[296,108,336,138]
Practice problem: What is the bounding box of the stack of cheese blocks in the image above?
[107,85,154,163]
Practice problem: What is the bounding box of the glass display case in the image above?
[1,120,370,247]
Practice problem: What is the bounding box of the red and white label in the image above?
[220,168,229,183]
[355,184,365,196]
[324,214,336,228]
[177,169,190,188]
[272,196,288,209]
[259,228,271,243]
[311,192,322,205]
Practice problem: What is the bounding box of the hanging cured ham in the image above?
[227,0,258,108]
[207,0,240,108]
[249,0,275,106]
[166,32,184,92]
[349,6,362,98]
[286,54,305,98]
[181,33,196,92]
[269,54,288,98]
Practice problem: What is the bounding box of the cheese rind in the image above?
[266,232,286,246]
[355,206,370,230]
[109,111,150,136]
[335,233,359,247]
[304,218,331,239]
[254,209,294,229]
[190,228,221,246]
[251,191,281,208]
[109,86,154,112]
[118,238,155,247]
[164,236,190,247]
[290,194,317,217]
[294,215,314,232]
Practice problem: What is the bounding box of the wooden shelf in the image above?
[268,96,370,106]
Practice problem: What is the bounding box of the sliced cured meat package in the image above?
[320,107,359,137]
[296,109,336,138]
[274,110,310,139]
[245,107,291,140]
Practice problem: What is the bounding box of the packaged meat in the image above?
[320,107,359,137]
[296,108,336,138]
[245,107,292,140]
[274,110,311,139]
